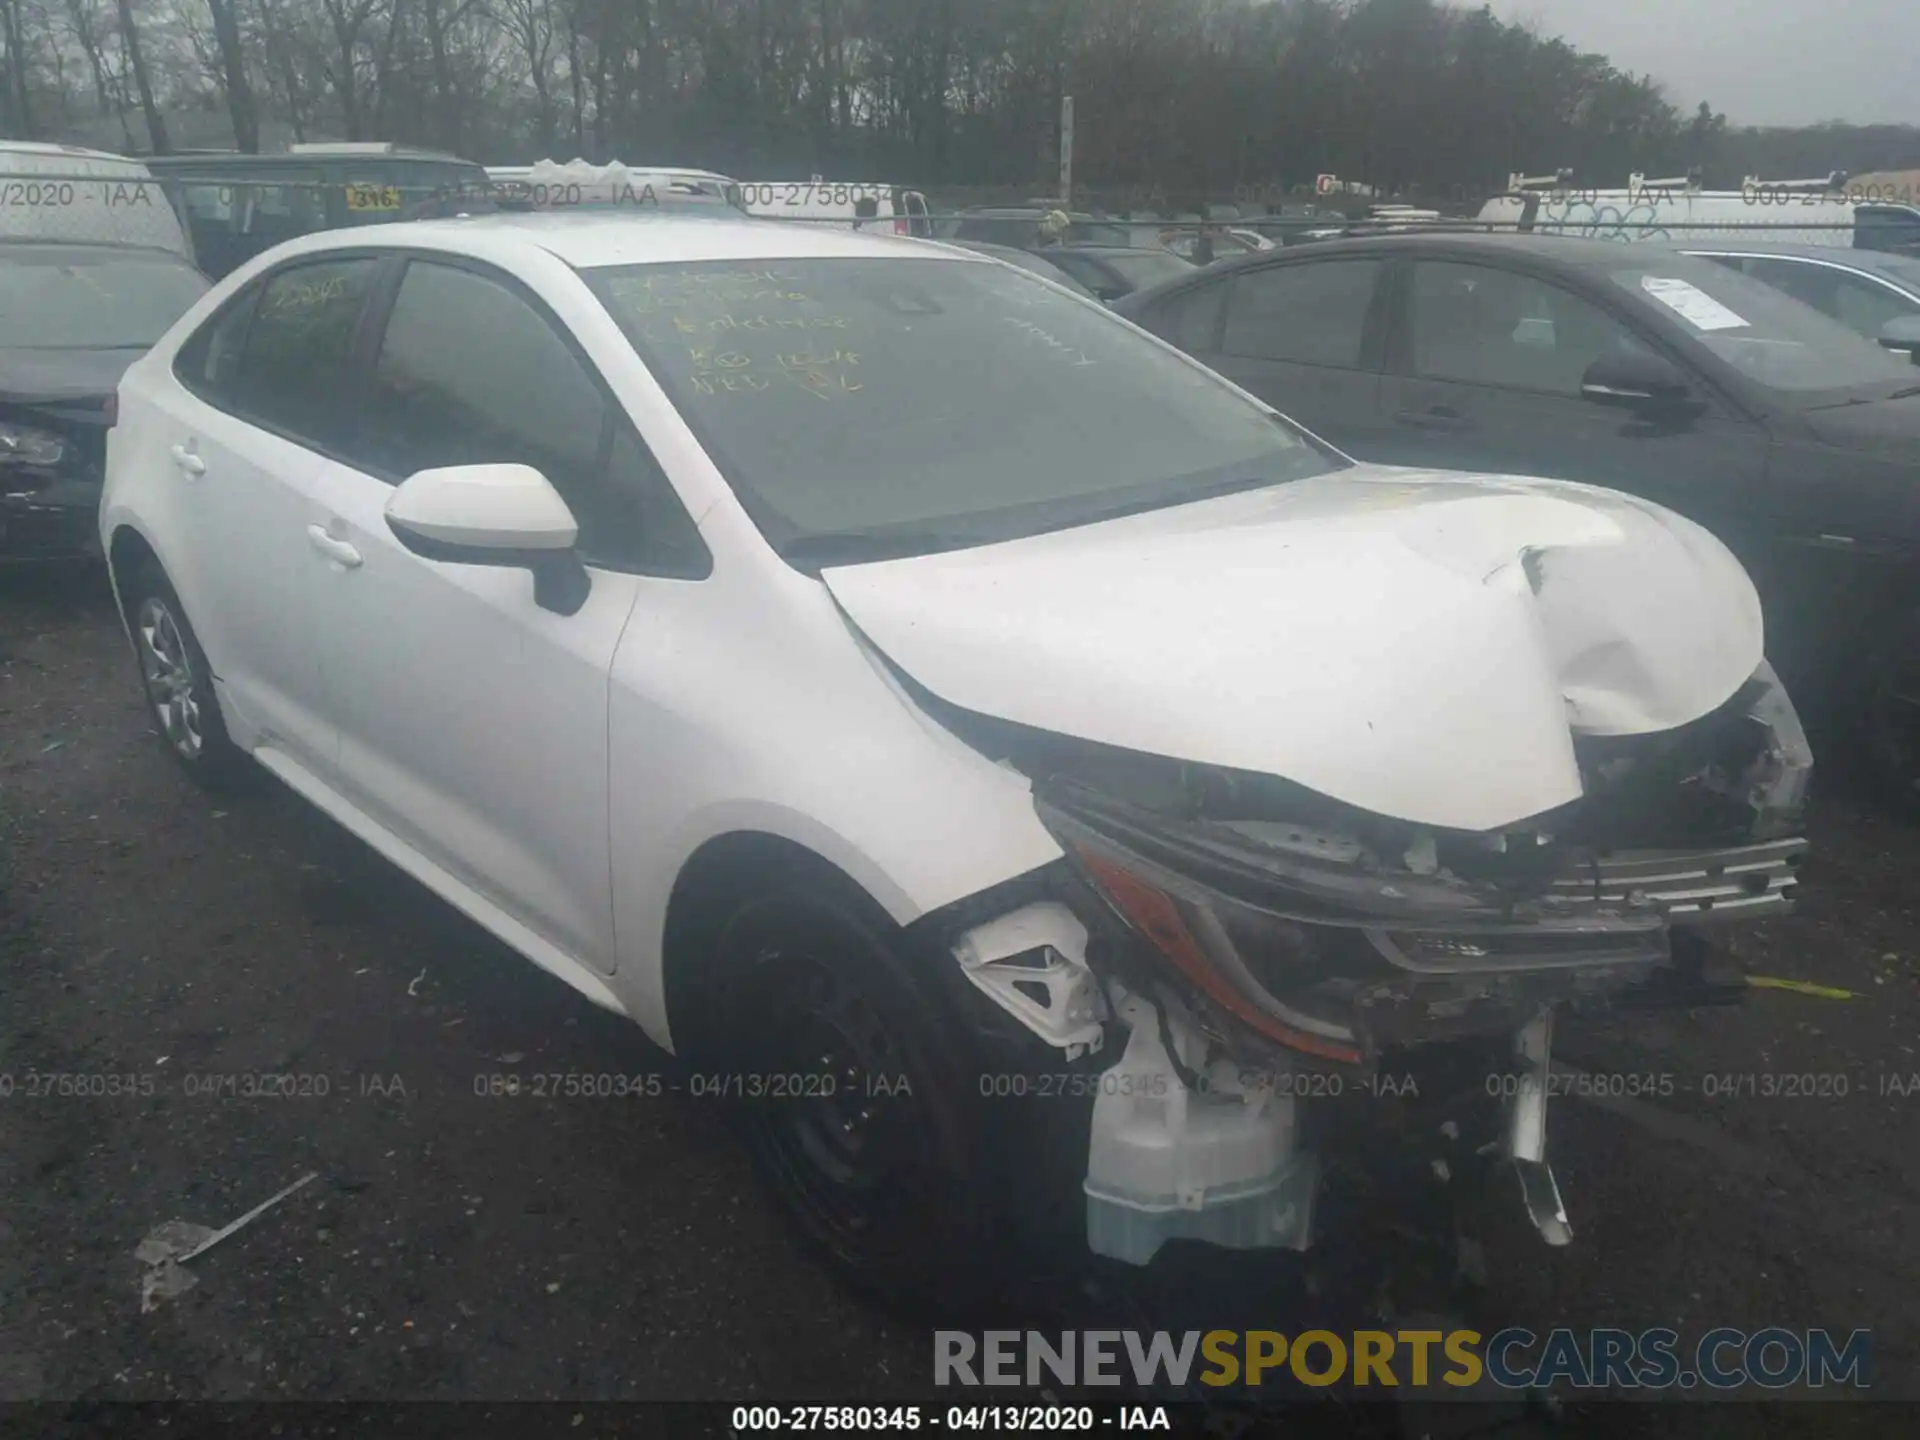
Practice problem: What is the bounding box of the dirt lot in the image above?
[2,563,1915,1434]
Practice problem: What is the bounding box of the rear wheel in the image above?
[692,877,1005,1311]
[121,563,251,792]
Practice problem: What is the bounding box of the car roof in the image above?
[263,210,988,270]
[0,140,144,164]
[1110,230,1732,311]
[1671,237,1917,269]
[1190,230,1710,274]
[146,151,482,169]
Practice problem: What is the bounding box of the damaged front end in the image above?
[941,661,1810,1266]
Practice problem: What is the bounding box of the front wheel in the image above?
[695,881,1006,1311]
[121,563,251,792]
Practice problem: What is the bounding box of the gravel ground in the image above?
[2,563,1915,1435]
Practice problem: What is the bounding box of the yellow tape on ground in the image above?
[1745,975,1856,1000]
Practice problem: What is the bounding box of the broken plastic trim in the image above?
[949,900,1109,1060]
[1505,1011,1573,1246]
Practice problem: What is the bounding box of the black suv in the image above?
[1115,233,1920,802]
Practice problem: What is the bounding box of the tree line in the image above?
[0,0,1914,206]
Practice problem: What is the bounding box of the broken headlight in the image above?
[1038,784,1670,1064]
[0,420,66,468]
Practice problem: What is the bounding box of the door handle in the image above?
[306,524,363,569]
[169,443,206,477]
[1394,407,1474,433]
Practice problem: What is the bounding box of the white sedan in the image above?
[101,213,1811,1299]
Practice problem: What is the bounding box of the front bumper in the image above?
[1,477,102,561]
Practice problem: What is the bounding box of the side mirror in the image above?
[385,463,592,616]
[1878,315,1920,363]
[1580,351,1697,411]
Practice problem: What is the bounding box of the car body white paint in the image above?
[102,212,1769,1060]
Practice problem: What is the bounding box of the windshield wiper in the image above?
[1887,384,1920,400]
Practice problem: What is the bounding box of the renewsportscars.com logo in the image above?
[934,1328,1873,1392]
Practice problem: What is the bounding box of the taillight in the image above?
[103,393,118,428]
[894,217,907,235]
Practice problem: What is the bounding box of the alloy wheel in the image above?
[136,595,204,760]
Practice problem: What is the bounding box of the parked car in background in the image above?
[1479,180,1920,253]
[485,161,747,214]
[938,206,1134,248]
[1677,240,1920,352]
[739,180,933,237]
[1114,232,1920,803]
[0,240,208,562]
[1031,243,1195,301]
[0,141,195,264]
[1159,225,1271,263]
[100,212,1806,1300]
[940,239,1101,298]
[146,143,490,278]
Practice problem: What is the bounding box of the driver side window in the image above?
[1408,261,1643,396]
[356,258,707,576]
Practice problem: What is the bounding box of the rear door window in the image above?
[226,256,381,451]
[174,285,259,399]
[1222,259,1383,368]
[1145,281,1229,353]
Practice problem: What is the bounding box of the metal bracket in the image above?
[1507,1009,1573,1246]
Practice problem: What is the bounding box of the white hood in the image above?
[820,466,1765,834]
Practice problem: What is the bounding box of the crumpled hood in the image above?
[821,466,1766,834]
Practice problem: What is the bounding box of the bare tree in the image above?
[0,0,37,136]
[0,0,1907,200]
[320,0,383,138]
[113,0,167,151]
[498,0,557,150]
[204,0,259,148]
[65,0,119,116]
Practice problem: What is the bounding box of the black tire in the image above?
[119,562,253,793]
[691,873,1007,1313]
[1863,621,1920,820]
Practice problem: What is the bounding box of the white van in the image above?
[739,179,933,237]
[0,141,195,262]
[1478,172,1920,252]
[485,159,747,212]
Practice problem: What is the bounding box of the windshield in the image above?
[585,255,1338,561]
[1872,253,1920,289]
[1608,257,1918,394]
[0,248,208,348]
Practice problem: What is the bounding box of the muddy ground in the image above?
[2,564,1914,1436]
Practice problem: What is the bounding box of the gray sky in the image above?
[1484,0,1918,127]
